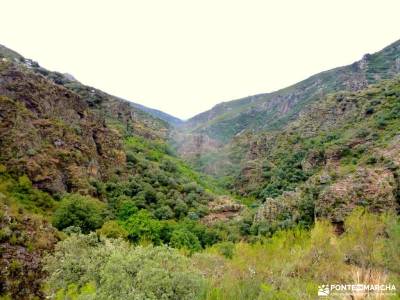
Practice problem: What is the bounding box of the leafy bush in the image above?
[8,175,55,212]
[122,210,162,244]
[53,194,106,233]
[340,209,386,268]
[43,234,204,299]
[115,197,138,220]
[97,220,128,239]
[154,205,174,220]
[216,241,235,259]
[170,228,201,253]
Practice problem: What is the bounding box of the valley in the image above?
[0,40,399,299]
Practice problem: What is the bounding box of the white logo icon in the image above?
[318,285,330,296]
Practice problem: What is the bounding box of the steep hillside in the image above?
[0,61,127,195]
[176,39,400,184]
[0,44,177,132]
[0,47,227,217]
[0,47,240,299]
[131,102,183,126]
[183,39,400,142]
[245,77,400,231]
[1,41,399,299]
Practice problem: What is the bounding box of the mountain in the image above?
[130,102,183,126]
[0,43,226,205]
[175,39,400,180]
[0,40,399,300]
[0,44,174,194]
[174,38,400,230]
[181,39,400,142]
[0,44,240,299]
[0,44,182,128]
[247,77,400,229]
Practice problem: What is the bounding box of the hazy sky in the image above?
[1,1,399,119]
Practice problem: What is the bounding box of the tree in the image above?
[53,194,105,233]
[97,220,128,239]
[170,228,201,253]
[154,205,174,220]
[122,210,162,244]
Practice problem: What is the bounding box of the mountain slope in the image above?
[130,102,183,126]
[244,77,400,231]
[0,45,243,299]
[0,61,127,194]
[175,39,400,183]
[0,45,224,206]
[182,39,400,142]
[0,44,179,130]
[1,41,399,300]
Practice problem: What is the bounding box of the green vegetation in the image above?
[1,42,400,299]
[43,234,204,300]
[53,194,107,233]
[238,78,400,206]
[92,135,220,224]
[0,168,57,299]
[259,150,310,198]
[0,167,56,215]
[43,210,400,299]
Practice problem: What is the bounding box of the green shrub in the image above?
[170,228,201,253]
[53,194,106,233]
[259,150,309,198]
[365,155,378,165]
[0,226,12,242]
[9,175,55,212]
[160,159,177,173]
[125,151,138,164]
[97,220,128,239]
[116,199,138,221]
[154,205,174,220]
[122,210,162,244]
[340,209,385,268]
[216,241,235,259]
[43,234,204,300]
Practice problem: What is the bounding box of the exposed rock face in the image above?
[254,165,399,229]
[175,132,221,159]
[202,196,244,225]
[316,167,399,222]
[254,194,299,226]
[251,76,400,229]
[0,62,126,194]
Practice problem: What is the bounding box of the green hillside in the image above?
[0,46,242,299]
[0,40,399,299]
[182,39,400,142]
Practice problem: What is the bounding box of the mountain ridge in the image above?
[174,39,400,182]
[182,39,400,141]
[0,44,182,127]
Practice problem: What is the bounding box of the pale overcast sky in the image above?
[1,0,399,119]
